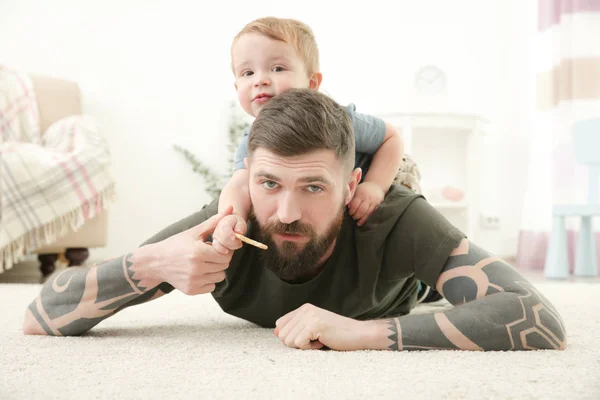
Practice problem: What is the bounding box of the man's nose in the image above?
[277,192,302,224]
[253,72,271,87]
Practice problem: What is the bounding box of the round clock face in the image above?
[414,65,446,95]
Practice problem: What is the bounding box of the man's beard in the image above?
[248,206,345,283]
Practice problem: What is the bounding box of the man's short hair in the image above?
[231,16,320,75]
[247,89,355,176]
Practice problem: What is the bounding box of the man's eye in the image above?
[307,185,323,193]
[272,66,285,72]
[262,181,278,189]
[241,71,253,77]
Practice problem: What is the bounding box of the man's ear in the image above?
[308,72,323,90]
[344,168,362,205]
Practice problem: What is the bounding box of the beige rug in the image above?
[1,282,598,400]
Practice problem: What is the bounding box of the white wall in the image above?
[0,0,536,259]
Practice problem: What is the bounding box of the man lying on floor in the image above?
[23,89,567,351]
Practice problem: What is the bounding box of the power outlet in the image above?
[480,213,501,230]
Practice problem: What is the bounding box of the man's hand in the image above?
[366,239,567,352]
[274,304,371,351]
[347,181,385,226]
[142,206,236,295]
[23,205,237,336]
[211,213,248,254]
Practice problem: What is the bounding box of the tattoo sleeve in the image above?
[25,254,170,336]
[378,239,567,351]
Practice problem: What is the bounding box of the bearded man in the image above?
[23,89,566,352]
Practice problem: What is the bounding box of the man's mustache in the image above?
[263,220,314,237]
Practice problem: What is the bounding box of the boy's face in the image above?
[232,33,322,117]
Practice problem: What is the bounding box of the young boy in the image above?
[212,16,437,302]
[219,16,419,223]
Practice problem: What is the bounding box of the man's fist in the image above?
[274,303,372,351]
[141,206,236,295]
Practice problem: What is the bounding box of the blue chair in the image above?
[545,118,600,278]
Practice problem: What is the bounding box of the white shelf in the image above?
[377,112,489,132]
[430,202,469,210]
[378,112,487,241]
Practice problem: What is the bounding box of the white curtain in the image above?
[517,0,600,271]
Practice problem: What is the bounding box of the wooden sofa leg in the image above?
[65,248,90,267]
[38,254,58,278]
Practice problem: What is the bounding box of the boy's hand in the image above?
[348,182,385,226]
[211,213,248,254]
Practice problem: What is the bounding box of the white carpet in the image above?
[1,282,599,400]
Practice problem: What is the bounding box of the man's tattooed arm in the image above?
[369,239,567,351]
[23,252,171,336]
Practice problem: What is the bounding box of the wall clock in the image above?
[414,65,447,95]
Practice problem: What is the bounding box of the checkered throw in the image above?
[0,67,116,272]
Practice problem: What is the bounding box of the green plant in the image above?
[174,101,251,199]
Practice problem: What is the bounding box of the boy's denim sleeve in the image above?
[234,128,250,171]
[345,103,386,155]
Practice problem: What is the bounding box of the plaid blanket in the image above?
[0,67,116,272]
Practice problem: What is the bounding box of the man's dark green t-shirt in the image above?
[141,185,465,328]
